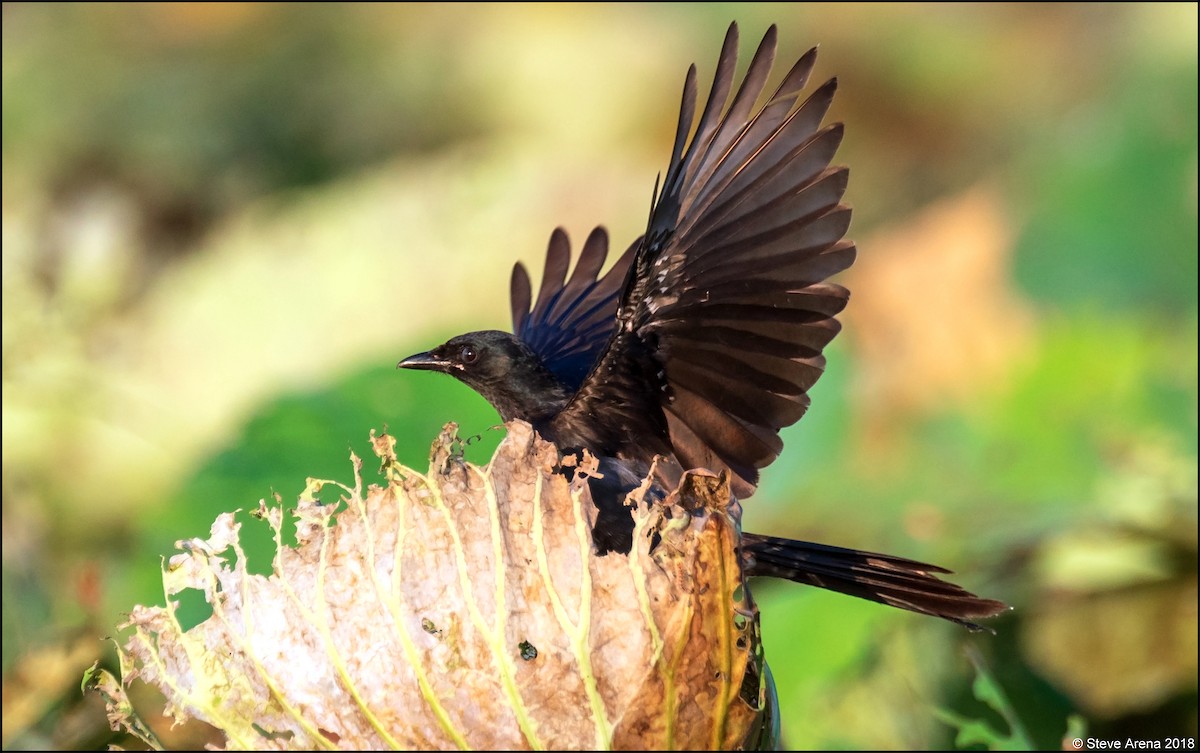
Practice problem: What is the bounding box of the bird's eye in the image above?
[460,345,478,365]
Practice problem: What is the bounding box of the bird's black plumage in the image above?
[399,23,1006,628]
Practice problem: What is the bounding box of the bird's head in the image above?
[397,330,572,423]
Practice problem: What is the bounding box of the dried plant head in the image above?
[91,421,775,750]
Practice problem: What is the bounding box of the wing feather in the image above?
[510,262,533,333]
[511,228,636,389]
[549,23,856,496]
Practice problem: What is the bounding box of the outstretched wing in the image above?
[510,227,636,390]
[550,23,856,497]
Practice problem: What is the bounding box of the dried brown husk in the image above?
[95,421,771,750]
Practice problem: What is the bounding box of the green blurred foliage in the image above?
[2,3,1195,749]
[934,650,1035,750]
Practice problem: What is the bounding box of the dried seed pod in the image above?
[96,421,774,750]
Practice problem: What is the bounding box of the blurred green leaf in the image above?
[934,649,1035,751]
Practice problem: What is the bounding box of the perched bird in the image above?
[399,23,1006,628]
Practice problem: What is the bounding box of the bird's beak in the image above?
[397,350,451,372]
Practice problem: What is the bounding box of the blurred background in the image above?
[2,3,1196,749]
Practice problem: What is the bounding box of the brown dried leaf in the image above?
[108,421,768,750]
[1022,576,1199,717]
[845,186,1035,450]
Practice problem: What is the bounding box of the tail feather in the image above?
[742,533,1008,630]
